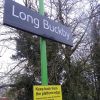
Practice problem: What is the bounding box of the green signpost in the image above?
[3,0,73,99]
[39,0,48,85]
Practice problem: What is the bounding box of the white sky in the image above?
[15,0,24,4]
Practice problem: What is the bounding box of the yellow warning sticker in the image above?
[33,85,62,100]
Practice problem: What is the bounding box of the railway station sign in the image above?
[3,0,73,46]
[33,85,62,100]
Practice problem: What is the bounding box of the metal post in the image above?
[39,0,48,85]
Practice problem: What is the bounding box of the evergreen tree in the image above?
[91,5,100,100]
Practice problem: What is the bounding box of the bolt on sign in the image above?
[33,85,62,100]
[3,0,73,46]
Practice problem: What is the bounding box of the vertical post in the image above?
[39,0,48,85]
